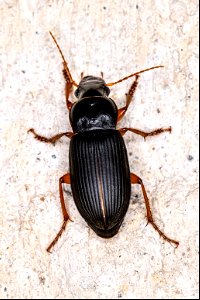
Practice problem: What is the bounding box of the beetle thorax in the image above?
[70,96,118,132]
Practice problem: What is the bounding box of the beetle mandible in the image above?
[28,32,179,252]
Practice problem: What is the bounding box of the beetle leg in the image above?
[47,173,72,253]
[63,69,74,111]
[119,126,172,139]
[130,172,179,247]
[28,128,74,144]
[117,75,139,122]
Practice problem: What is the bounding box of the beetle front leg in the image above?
[130,172,179,247]
[117,75,139,122]
[28,128,74,144]
[119,126,171,139]
[63,70,74,112]
[47,173,72,253]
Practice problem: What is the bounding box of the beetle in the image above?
[28,32,179,252]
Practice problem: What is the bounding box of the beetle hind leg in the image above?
[47,173,72,253]
[130,172,179,247]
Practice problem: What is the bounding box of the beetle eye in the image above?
[104,86,110,96]
[74,88,80,97]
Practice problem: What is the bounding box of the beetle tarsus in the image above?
[47,219,68,253]
[148,218,179,248]
[46,173,71,252]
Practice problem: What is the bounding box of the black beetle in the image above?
[28,32,179,252]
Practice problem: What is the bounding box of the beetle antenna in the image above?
[106,65,164,86]
[49,31,78,87]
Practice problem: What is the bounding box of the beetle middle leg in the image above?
[28,128,74,144]
[47,173,72,253]
[119,126,172,139]
[130,172,179,247]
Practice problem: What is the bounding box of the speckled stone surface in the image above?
[0,1,199,299]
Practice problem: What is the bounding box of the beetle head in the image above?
[74,76,110,99]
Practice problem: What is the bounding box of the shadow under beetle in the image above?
[28,32,179,252]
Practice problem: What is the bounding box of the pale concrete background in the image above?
[0,0,199,299]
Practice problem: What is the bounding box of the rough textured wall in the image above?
[0,0,199,299]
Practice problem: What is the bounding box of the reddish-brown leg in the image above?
[117,75,139,122]
[28,128,74,144]
[130,172,179,247]
[119,126,172,139]
[63,69,74,111]
[47,173,72,253]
